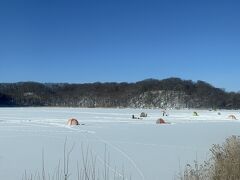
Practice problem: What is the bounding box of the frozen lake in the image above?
[0,107,240,180]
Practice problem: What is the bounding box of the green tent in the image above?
[193,112,199,116]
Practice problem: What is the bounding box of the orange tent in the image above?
[67,118,79,126]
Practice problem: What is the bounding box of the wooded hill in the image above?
[0,78,240,109]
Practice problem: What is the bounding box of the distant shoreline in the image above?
[1,78,240,109]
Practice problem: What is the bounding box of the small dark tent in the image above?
[140,112,147,118]
[193,112,199,116]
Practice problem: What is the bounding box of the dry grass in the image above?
[23,136,240,180]
[176,136,240,180]
[22,139,129,180]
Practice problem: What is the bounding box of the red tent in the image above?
[156,118,166,124]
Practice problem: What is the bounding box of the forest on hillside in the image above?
[0,78,240,109]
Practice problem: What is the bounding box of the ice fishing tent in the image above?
[193,112,199,116]
[156,118,166,124]
[67,118,79,126]
[140,112,147,117]
[228,115,237,120]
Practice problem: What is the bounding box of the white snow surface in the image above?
[0,107,240,180]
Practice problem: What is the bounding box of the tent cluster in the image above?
[66,111,238,127]
[132,112,148,119]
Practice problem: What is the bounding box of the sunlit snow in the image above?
[0,108,239,180]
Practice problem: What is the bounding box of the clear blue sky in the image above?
[0,0,240,91]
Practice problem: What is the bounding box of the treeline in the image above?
[0,78,239,109]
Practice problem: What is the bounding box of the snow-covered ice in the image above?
[0,107,240,180]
